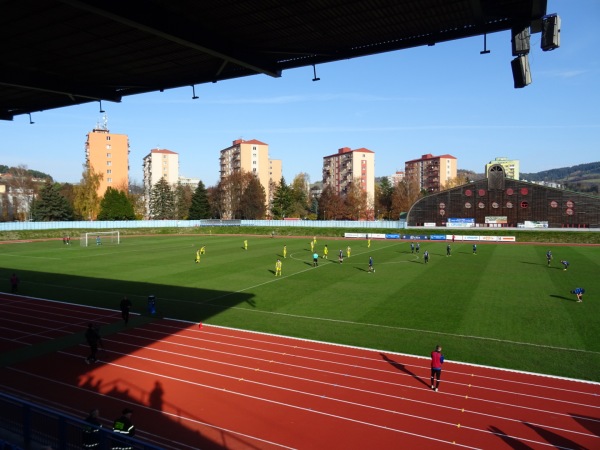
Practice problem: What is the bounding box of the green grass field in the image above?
[1,234,599,381]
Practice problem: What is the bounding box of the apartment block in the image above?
[485,156,520,180]
[322,147,375,204]
[219,139,282,206]
[85,121,129,197]
[143,148,179,190]
[405,153,457,192]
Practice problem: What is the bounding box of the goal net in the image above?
[80,231,120,247]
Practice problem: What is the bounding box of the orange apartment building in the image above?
[322,146,375,210]
[404,153,457,193]
[85,121,129,197]
[219,139,282,215]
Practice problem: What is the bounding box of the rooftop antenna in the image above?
[102,113,108,130]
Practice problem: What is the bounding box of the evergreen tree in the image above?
[31,181,74,221]
[241,176,267,219]
[270,177,293,219]
[97,187,135,220]
[149,178,175,219]
[188,181,211,219]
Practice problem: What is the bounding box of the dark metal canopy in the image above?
[1,0,547,120]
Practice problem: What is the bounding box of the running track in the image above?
[0,294,599,449]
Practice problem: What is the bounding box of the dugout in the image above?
[407,164,600,228]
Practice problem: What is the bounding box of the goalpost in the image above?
[80,230,120,247]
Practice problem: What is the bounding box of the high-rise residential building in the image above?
[143,148,179,189]
[322,146,375,204]
[387,171,405,186]
[84,117,129,197]
[142,148,179,215]
[219,139,282,210]
[404,153,457,193]
[485,156,520,180]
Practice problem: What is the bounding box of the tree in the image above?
[343,179,368,220]
[207,184,225,219]
[442,173,471,190]
[188,181,211,219]
[97,187,135,220]
[270,177,293,219]
[30,181,73,221]
[127,181,146,219]
[174,183,193,220]
[6,165,37,221]
[391,175,422,218]
[317,185,344,220]
[289,173,311,218]
[149,177,175,219]
[377,177,394,219]
[74,165,103,220]
[241,176,267,219]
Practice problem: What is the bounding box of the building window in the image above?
[106,153,111,158]
[253,168,257,173]
[107,178,112,183]
[107,161,112,166]
[107,169,112,174]
[106,136,111,141]
[106,145,111,150]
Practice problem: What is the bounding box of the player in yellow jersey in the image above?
[195,249,201,263]
[200,245,206,254]
[323,244,328,259]
[244,239,248,250]
[347,245,351,258]
[283,245,287,258]
[275,259,282,276]
[310,240,314,252]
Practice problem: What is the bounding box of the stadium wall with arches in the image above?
[407,165,600,229]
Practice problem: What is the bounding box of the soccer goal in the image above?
[80,231,120,247]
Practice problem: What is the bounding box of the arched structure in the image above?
[407,167,600,228]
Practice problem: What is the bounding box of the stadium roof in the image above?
[1,0,548,121]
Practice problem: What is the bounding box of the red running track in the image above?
[0,294,599,449]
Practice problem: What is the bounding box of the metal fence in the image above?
[0,219,406,232]
[0,393,163,450]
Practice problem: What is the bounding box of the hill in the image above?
[522,161,600,194]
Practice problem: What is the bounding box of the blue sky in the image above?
[2,0,598,187]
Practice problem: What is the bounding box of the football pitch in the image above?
[1,234,599,382]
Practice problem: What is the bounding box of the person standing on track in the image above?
[10,273,19,293]
[85,323,102,364]
[120,296,132,325]
[430,344,445,392]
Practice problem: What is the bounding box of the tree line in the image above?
[1,164,432,222]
